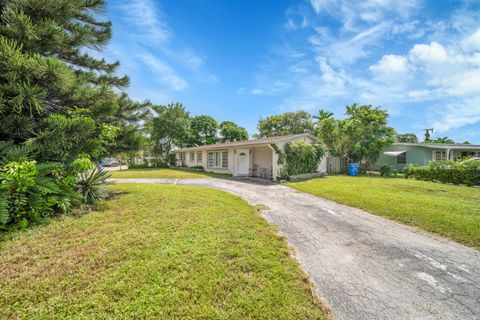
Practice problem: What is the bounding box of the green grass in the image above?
[0,184,327,319]
[286,176,480,249]
[110,168,229,179]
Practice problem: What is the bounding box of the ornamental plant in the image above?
[283,141,324,177]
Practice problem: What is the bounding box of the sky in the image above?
[103,0,480,143]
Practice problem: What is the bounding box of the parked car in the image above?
[101,158,121,167]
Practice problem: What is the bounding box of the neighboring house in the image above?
[175,133,327,180]
[377,142,480,171]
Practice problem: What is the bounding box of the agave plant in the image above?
[75,167,111,204]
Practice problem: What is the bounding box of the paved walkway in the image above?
[110,178,480,320]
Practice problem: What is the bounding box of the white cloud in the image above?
[121,0,170,42]
[139,53,188,91]
[369,54,409,73]
[462,27,480,52]
[251,88,264,95]
[432,97,480,132]
[409,41,448,64]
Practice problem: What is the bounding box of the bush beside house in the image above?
[277,141,324,179]
[404,160,480,186]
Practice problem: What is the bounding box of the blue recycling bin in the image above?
[347,163,359,176]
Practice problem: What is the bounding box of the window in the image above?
[433,151,447,161]
[207,150,228,169]
[396,152,406,164]
[222,151,228,169]
[179,152,186,165]
[460,151,480,158]
[197,152,203,163]
[189,152,195,162]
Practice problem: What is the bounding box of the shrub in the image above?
[75,167,111,204]
[403,159,480,186]
[379,164,397,177]
[127,158,168,169]
[0,160,80,229]
[283,142,324,177]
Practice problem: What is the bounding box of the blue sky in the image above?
[104,0,480,143]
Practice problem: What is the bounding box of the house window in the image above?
[189,152,195,162]
[396,152,406,164]
[207,150,228,169]
[197,152,203,163]
[222,151,228,169]
[433,151,447,161]
[179,152,186,165]
[460,151,480,158]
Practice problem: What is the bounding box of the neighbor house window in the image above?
[396,152,406,164]
[207,150,228,169]
[189,152,195,162]
[197,152,203,163]
[433,151,447,161]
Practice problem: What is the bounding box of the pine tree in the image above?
[0,0,144,160]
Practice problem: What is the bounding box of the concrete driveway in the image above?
[110,177,480,320]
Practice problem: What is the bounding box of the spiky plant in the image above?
[75,167,111,204]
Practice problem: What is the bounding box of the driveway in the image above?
[110,178,480,320]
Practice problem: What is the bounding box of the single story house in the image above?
[175,133,326,180]
[377,142,480,171]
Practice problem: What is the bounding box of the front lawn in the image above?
[286,176,480,249]
[0,184,327,319]
[110,168,229,179]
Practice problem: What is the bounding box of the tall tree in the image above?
[149,103,190,158]
[219,121,249,142]
[396,133,418,143]
[0,0,141,161]
[257,111,313,137]
[189,115,218,146]
[316,104,396,171]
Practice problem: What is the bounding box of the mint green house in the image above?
[376,143,480,171]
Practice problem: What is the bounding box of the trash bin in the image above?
[347,163,359,176]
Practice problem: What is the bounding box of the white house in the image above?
[175,133,327,180]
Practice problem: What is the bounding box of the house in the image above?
[377,142,480,171]
[175,133,326,180]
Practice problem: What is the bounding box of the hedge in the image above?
[403,159,480,186]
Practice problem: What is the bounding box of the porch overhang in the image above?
[383,151,406,157]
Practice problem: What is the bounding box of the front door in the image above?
[236,149,249,176]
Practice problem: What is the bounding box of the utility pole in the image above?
[424,128,434,142]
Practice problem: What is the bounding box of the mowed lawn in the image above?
[286,176,480,249]
[0,184,327,319]
[110,168,228,179]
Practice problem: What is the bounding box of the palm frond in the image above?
[0,195,9,224]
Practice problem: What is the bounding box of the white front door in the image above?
[236,149,249,176]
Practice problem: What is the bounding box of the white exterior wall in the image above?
[174,134,328,180]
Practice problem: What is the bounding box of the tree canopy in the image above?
[431,136,455,144]
[0,0,146,161]
[219,121,249,142]
[149,103,190,157]
[316,104,396,170]
[396,133,418,143]
[188,115,218,146]
[256,111,314,137]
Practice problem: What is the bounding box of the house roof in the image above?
[395,142,480,150]
[176,133,317,152]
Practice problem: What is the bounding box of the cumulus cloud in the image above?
[369,54,409,74]
[409,41,449,64]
